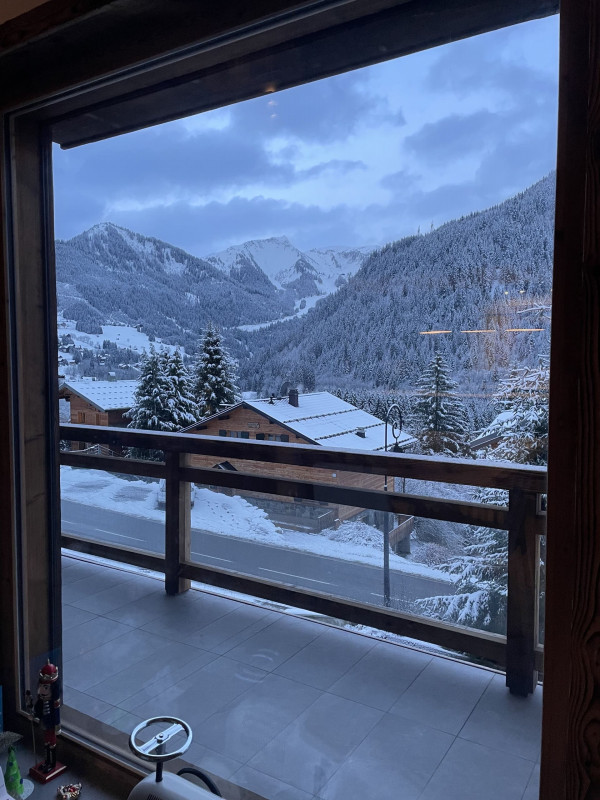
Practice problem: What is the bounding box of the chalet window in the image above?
[255,433,265,440]
[218,429,227,436]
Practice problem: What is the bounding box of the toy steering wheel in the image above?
[129,717,192,762]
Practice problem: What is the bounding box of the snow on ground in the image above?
[57,316,184,356]
[235,295,324,332]
[60,466,450,581]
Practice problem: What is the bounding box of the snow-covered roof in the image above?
[60,380,137,412]
[205,392,416,452]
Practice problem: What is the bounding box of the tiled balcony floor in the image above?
[61,554,542,800]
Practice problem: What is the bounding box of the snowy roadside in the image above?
[60,466,451,582]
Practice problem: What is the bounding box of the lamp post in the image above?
[383,404,403,607]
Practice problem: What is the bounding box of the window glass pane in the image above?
[54,13,556,794]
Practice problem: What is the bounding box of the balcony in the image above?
[58,423,545,799]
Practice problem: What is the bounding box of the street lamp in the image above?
[383,404,403,607]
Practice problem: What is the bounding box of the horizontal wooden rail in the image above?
[60,423,547,492]
[62,536,165,572]
[61,450,164,478]
[182,465,510,529]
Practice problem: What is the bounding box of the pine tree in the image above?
[412,352,469,455]
[160,349,199,430]
[414,359,549,633]
[125,346,175,460]
[192,324,239,418]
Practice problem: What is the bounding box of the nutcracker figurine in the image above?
[27,660,67,783]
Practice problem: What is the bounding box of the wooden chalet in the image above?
[58,379,137,427]
[58,379,137,452]
[187,389,416,539]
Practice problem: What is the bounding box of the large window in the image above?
[1,1,567,797]
[48,15,557,784]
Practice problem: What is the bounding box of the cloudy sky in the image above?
[53,15,559,257]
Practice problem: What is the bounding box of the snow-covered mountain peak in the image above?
[206,235,373,295]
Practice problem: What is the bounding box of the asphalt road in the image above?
[61,499,454,609]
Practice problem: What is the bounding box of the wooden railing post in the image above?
[506,488,540,695]
[164,452,191,595]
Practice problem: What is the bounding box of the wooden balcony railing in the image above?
[59,423,547,696]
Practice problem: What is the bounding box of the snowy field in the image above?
[60,466,450,581]
[58,316,184,358]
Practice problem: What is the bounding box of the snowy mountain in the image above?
[205,236,372,298]
[55,222,295,352]
[55,224,372,354]
[236,173,556,396]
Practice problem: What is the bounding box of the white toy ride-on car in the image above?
[127,717,222,800]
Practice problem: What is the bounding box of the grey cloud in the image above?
[404,110,499,164]
[229,70,397,143]
[105,195,366,256]
[298,159,367,179]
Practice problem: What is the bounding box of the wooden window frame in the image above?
[0,0,598,795]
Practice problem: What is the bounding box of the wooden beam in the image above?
[181,465,510,529]
[0,0,115,52]
[540,0,600,795]
[61,536,165,572]
[506,490,539,695]
[49,0,559,149]
[9,116,62,700]
[0,112,18,725]
[59,423,548,492]
[164,452,191,594]
[0,0,557,143]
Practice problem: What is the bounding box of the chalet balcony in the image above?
[58,423,545,800]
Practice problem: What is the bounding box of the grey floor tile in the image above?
[211,609,281,655]
[62,571,136,604]
[104,589,200,627]
[232,765,315,800]
[62,603,97,630]
[119,650,221,712]
[63,684,114,718]
[64,629,167,691]
[139,593,240,642]
[61,559,107,584]
[417,737,536,800]
[320,713,453,800]
[183,741,245,781]
[329,642,431,711]
[127,655,267,725]
[193,673,321,763]
[248,693,383,795]
[95,706,145,735]
[71,575,158,613]
[63,616,135,660]
[389,657,492,734]
[522,762,540,800]
[85,641,214,704]
[273,627,374,690]
[225,616,321,672]
[459,674,543,761]
[186,603,276,650]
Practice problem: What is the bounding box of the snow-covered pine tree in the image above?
[192,323,239,418]
[125,346,176,460]
[412,352,469,455]
[160,348,199,429]
[414,359,549,633]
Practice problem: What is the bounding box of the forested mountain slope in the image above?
[55,223,295,352]
[237,173,555,394]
